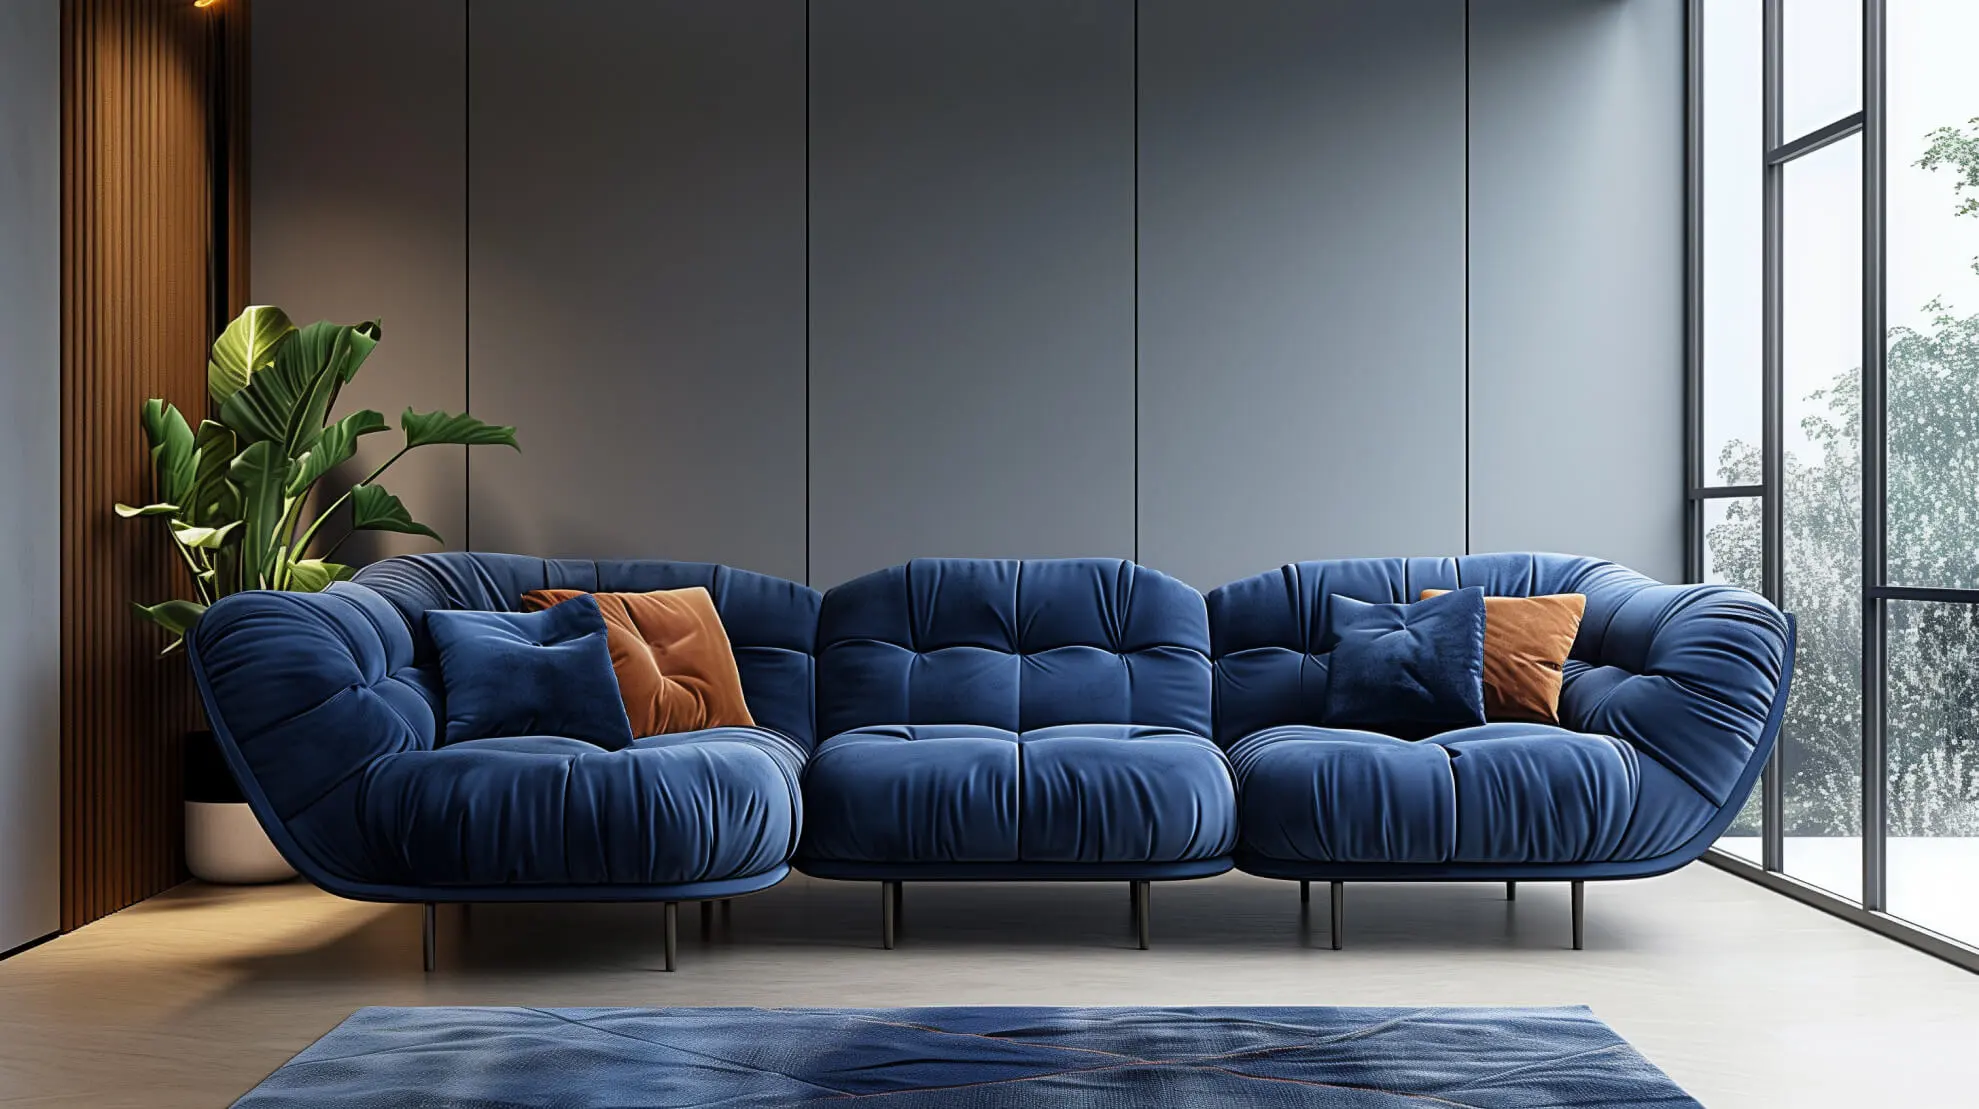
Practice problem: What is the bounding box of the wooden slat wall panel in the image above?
[60,0,244,932]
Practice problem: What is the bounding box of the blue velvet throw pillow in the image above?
[1323,588,1488,738]
[426,595,636,750]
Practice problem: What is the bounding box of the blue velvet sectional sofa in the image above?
[187,551,1793,971]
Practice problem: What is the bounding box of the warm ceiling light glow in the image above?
[193,0,220,8]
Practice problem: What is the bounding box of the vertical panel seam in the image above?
[1463,0,1473,558]
[463,0,473,554]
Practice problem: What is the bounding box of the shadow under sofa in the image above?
[187,551,1793,970]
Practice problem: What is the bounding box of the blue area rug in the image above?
[234,1005,1699,1107]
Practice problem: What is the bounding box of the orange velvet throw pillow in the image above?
[520,587,755,737]
[1418,590,1586,724]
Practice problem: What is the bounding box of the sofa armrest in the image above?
[1559,577,1792,809]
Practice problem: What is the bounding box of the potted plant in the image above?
[119,306,519,883]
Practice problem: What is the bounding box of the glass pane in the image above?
[1888,0,1979,589]
[1887,600,1979,944]
[1703,497,1765,594]
[1783,0,1863,142]
[1704,0,1764,484]
[1781,134,1863,901]
[1706,497,1767,861]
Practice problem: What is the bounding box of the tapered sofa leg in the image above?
[1507,881,1517,902]
[1329,882,1344,950]
[881,882,896,950]
[664,902,678,971]
[701,900,715,936]
[1571,882,1585,950]
[1134,881,1151,950]
[891,881,904,934]
[1300,880,1310,904]
[422,903,436,972]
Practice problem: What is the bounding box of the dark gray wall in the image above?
[252,0,1685,591]
[807,0,1137,586]
[252,0,467,563]
[1138,0,1468,589]
[0,0,61,951]
[467,1,808,580]
[1468,0,1685,584]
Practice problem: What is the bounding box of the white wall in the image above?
[0,0,64,952]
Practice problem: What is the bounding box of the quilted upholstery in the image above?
[801,559,1231,878]
[1209,554,1793,873]
[815,558,1212,738]
[189,554,820,898]
[800,724,1236,866]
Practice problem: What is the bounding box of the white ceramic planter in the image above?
[185,801,296,884]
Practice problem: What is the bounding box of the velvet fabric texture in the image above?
[1207,554,1795,876]
[801,558,1231,877]
[1421,589,1586,724]
[520,587,755,738]
[183,550,1793,910]
[426,597,636,750]
[1322,588,1487,737]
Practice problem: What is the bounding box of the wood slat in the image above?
[60,0,247,932]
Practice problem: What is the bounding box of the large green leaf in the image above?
[220,320,382,454]
[139,399,198,507]
[285,559,356,593]
[114,502,179,518]
[350,484,442,542]
[288,409,389,497]
[207,306,297,407]
[132,599,207,636]
[171,520,241,550]
[229,440,295,589]
[186,421,240,529]
[401,409,519,450]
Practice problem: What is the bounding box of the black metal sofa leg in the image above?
[1571,881,1585,950]
[1507,880,1517,901]
[1329,882,1344,950]
[1300,879,1310,904]
[664,902,678,971]
[1134,881,1151,950]
[422,903,436,972]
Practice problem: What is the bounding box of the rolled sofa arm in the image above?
[189,582,440,884]
[1555,562,1794,814]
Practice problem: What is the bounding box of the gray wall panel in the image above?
[806,0,1137,587]
[1137,0,1470,591]
[466,1,808,580]
[251,0,467,563]
[1467,0,1685,583]
[0,0,61,951]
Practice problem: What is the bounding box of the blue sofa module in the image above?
[794,558,1237,948]
[187,553,821,971]
[1206,554,1795,949]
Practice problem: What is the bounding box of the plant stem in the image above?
[291,444,412,560]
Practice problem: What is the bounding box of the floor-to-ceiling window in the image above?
[1695,0,1979,966]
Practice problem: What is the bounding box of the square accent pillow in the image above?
[425,594,636,750]
[521,586,756,738]
[1323,587,1487,737]
[1420,589,1587,724]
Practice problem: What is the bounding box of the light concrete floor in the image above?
[0,863,1974,1107]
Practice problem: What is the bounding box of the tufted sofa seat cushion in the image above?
[800,724,1236,866]
[358,729,804,887]
[1228,723,1644,866]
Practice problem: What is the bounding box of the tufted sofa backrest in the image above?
[352,553,822,750]
[1206,553,1792,810]
[815,558,1212,740]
